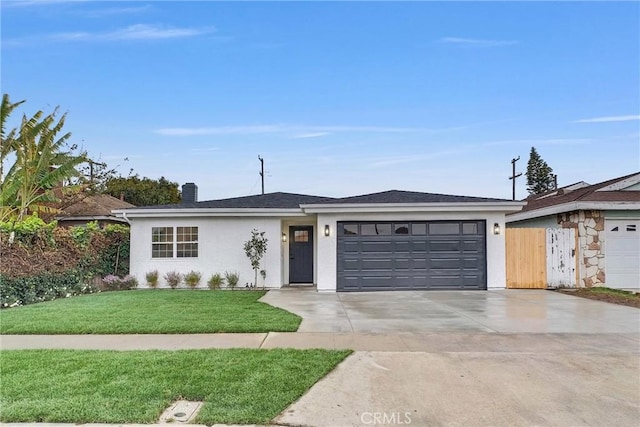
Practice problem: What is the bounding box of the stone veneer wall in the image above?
[557,210,605,287]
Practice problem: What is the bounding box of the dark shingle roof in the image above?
[58,194,135,216]
[520,172,640,212]
[304,190,513,205]
[137,192,334,209]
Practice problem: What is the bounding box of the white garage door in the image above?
[605,219,640,290]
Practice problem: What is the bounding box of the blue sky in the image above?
[2,0,639,201]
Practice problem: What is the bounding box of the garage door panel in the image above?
[361,258,393,270]
[463,241,484,252]
[430,258,464,269]
[428,240,462,252]
[337,220,487,291]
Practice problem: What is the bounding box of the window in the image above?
[462,223,478,234]
[411,223,427,235]
[343,224,358,235]
[361,223,392,235]
[294,230,309,242]
[177,226,198,257]
[394,224,409,234]
[152,227,173,258]
[429,223,460,235]
[151,226,198,258]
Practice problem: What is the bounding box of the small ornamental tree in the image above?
[243,229,268,289]
[526,146,555,195]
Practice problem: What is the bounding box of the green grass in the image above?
[0,290,302,334]
[587,287,639,298]
[0,348,351,424]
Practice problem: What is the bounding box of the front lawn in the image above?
[0,349,351,424]
[0,290,301,334]
[558,287,640,308]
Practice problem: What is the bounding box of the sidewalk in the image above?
[2,331,639,353]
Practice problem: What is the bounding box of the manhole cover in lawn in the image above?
[159,400,203,424]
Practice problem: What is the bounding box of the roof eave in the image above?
[506,201,640,223]
[301,201,525,214]
[112,208,307,218]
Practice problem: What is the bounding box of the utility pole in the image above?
[509,156,522,201]
[258,155,265,195]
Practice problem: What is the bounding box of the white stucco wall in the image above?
[315,211,508,292]
[129,217,283,289]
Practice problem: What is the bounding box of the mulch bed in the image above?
[557,289,640,309]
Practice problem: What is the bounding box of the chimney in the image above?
[182,183,198,204]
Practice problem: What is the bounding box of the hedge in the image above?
[0,272,98,308]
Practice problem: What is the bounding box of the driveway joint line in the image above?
[258,332,269,349]
[337,293,356,333]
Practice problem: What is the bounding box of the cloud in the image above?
[50,24,215,41]
[484,138,592,146]
[438,37,518,47]
[292,132,330,139]
[572,115,640,123]
[190,147,220,153]
[368,146,479,168]
[2,0,87,7]
[154,124,424,136]
[80,5,152,18]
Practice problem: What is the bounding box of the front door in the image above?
[289,226,314,283]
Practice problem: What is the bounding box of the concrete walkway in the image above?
[2,331,639,353]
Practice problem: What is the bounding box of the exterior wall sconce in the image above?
[493,223,501,235]
[282,232,287,242]
[324,224,330,237]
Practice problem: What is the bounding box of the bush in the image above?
[164,271,182,289]
[145,270,159,288]
[225,271,240,290]
[184,271,201,289]
[0,214,56,245]
[0,272,98,308]
[101,274,138,291]
[207,273,224,290]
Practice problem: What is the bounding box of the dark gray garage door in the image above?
[337,221,486,291]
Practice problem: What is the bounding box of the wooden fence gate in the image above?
[506,228,577,289]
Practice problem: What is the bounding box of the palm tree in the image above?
[1,96,86,221]
[1,94,26,183]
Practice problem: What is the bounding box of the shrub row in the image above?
[144,270,241,290]
[0,272,98,308]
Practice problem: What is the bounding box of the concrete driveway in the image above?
[265,288,640,427]
[260,288,640,333]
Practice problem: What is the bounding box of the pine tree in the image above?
[526,147,555,195]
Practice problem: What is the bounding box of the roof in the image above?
[309,190,512,205]
[137,192,333,210]
[508,172,640,222]
[114,189,524,219]
[520,172,640,212]
[57,194,135,218]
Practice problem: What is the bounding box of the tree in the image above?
[244,229,268,289]
[526,147,555,195]
[1,94,26,182]
[104,175,181,206]
[1,96,86,221]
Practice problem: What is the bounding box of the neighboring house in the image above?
[114,183,523,292]
[56,194,135,228]
[507,172,640,290]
